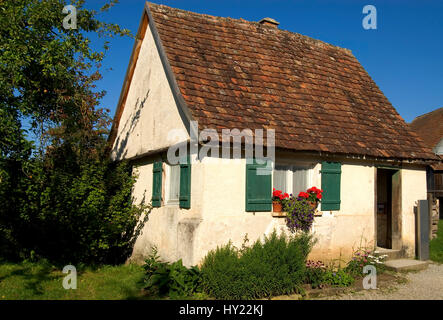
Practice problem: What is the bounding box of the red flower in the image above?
[298,192,309,199]
[307,186,323,195]
[317,193,322,200]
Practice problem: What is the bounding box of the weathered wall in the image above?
[309,163,375,261]
[401,167,427,257]
[129,152,431,267]
[110,23,188,162]
[129,154,204,265]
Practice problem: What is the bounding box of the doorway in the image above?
[376,168,402,249]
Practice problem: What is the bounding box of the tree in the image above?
[0,0,150,264]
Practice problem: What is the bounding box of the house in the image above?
[108,2,440,266]
[410,107,443,230]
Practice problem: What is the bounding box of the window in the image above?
[152,157,192,209]
[166,164,180,204]
[273,164,312,196]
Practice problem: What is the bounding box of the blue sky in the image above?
[90,0,443,123]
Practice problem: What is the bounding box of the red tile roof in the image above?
[410,107,443,150]
[123,3,439,161]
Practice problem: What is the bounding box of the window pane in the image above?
[273,166,287,193]
[292,167,308,195]
[169,165,180,201]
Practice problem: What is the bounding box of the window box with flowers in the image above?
[298,187,323,217]
[272,189,289,217]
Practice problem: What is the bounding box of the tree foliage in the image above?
[0,0,149,264]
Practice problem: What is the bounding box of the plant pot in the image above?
[308,201,319,210]
[272,201,282,212]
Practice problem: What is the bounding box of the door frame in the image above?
[374,167,402,250]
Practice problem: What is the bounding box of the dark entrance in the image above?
[376,168,402,249]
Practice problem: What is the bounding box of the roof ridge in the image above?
[411,107,443,123]
[147,1,353,55]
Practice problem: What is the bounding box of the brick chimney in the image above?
[259,17,280,28]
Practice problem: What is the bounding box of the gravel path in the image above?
[316,263,443,300]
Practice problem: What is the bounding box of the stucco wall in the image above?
[128,152,430,266]
[110,23,188,161]
[130,154,205,265]
[309,163,375,261]
[401,167,427,257]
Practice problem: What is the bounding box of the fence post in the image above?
[417,199,430,261]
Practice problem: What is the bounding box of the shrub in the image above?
[200,231,315,299]
[304,260,355,288]
[345,248,387,277]
[305,260,327,288]
[323,269,354,287]
[0,157,150,265]
[143,248,203,299]
[284,196,315,232]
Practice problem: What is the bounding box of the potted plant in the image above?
[272,188,289,213]
[298,187,323,210]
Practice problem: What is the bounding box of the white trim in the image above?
[164,163,180,205]
[273,162,315,195]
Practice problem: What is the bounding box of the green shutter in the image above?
[152,161,162,207]
[179,155,191,209]
[321,161,341,211]
[245,160,272,212]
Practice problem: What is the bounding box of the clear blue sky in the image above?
[90,0,443,123]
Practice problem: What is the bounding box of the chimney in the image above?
[259,17,280,28]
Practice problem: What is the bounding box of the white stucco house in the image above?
[108,2,440,266]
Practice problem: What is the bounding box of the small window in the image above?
[273,164,312,196]
[166,164,180,204]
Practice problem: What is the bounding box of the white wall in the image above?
[401,167,427,257]
[110,23,188,161]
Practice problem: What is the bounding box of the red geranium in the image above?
[298,192,309,199]
[273,189,289,202]
[306,186,323,203]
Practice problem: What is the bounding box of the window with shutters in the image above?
[165,164,180,205]
[273,164,313,196]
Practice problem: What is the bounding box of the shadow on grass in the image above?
[0,261,62,297]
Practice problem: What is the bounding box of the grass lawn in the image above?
[0,260,152,300]
[430,220,443,263]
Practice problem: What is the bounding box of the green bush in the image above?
[200,231,315,299]
[323,269,354,287]
[305,260,327,288]
[0,156,150,265]
[143,248,203,299]
[305,260,355,288]
[345,248,387,277]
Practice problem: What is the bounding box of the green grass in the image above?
[430,220,443,263]
[0,260,153,300]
